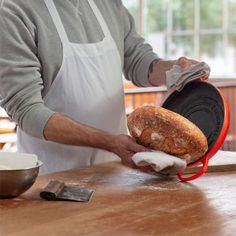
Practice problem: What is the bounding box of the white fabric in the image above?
[166,61,210,91]
[132,150,187,175]
[0,152,38,170]
[17,0,127,174]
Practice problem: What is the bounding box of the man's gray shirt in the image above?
[0,0,158,139]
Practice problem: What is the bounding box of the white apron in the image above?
[17,0,127,174]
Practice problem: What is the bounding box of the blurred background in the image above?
[123,0,236,77]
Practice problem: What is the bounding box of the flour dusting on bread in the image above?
[127,105,208,164]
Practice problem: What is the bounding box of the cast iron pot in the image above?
[162,80,230,181]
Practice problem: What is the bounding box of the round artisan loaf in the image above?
[127,105,208,164]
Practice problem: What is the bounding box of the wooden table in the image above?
[0,161,236,236]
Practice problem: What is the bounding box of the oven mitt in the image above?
[132,150,187,175]
[166,61,210,91]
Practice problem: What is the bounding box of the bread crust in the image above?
[127,105,208,164]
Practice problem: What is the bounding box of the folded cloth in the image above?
[132,150,187,175]
[166,61,210,91]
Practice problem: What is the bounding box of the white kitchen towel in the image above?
[132,150,187,175]
[166,61,210,91]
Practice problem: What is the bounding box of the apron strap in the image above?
[44,0,69,43]
[87,0,112,38]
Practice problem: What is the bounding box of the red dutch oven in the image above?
[162,80,230,181]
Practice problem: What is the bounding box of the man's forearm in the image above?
[148,59,176,86]
[43,113,115,152]
[43,113,148,166]
[148,57,199,86]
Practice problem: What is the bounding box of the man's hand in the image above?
[168,57,210,91]
[148,57,208,87]
[109,134,148,168]
[174,57,198,71]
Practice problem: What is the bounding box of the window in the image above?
[123,0,236,78]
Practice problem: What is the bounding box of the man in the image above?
[0,0,203,174]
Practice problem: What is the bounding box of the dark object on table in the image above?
[40,179,94,202]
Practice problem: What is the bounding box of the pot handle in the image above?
[177,157,209,181]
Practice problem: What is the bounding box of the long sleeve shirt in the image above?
[0,0,158,139]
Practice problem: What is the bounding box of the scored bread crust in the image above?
[127,105,208,164]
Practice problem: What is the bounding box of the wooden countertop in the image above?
[0,160,236,236]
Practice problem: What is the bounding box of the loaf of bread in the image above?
[127,105,208,164]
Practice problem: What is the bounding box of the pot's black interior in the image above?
[162,80,225,153]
